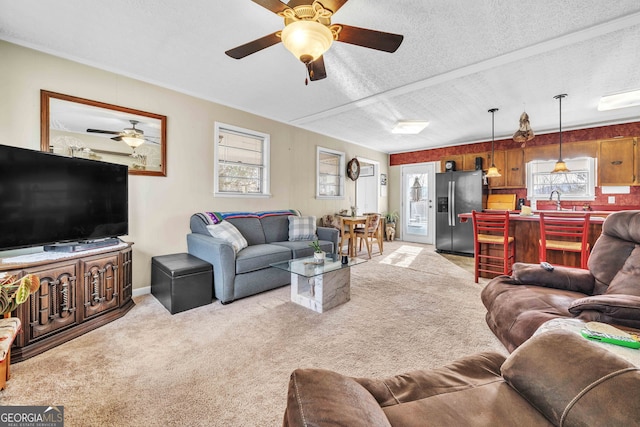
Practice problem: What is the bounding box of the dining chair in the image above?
[337,216,352,256]
[539,212,591,269]
[354,213,382,259]
[471,210,515,283]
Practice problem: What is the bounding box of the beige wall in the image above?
[0,41,389,291]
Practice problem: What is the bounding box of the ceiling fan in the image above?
[86,120,158,148]
[225,0,404,84]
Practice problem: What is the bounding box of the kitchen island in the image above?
[459,211,607,269]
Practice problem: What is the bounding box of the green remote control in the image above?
[580,329,640,349]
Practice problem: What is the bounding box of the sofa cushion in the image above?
[205,221,248,253]
[227,217,266,246]
[288,215,317,241]
[235,244,291,274]
[605,244,640,297]
[261,214,293,243]
[502,329,640,427]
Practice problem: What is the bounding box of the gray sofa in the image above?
[187,210,339,304]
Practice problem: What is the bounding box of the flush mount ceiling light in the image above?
[225,0,403,84]
[551,94,570,173]
[391,121,430,135]
[598,89,640,111]
[486,108,501,178]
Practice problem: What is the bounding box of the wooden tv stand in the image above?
[0,242,134,362]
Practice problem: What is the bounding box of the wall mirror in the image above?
[41,90,167,176]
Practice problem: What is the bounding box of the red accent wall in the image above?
[390,121,640,209]
[390,121,640,166]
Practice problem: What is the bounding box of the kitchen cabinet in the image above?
[599,137,638,186]
[503,149,525,188]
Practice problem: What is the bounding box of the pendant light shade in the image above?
[486,108,501,178]
[551,94,570,173]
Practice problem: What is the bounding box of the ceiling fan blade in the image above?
[251,0,291,14]
[308,56,327,81]
[87,128,120,135]
[225,32,282,59]
[336,24,404,53]
[111,136,123,142]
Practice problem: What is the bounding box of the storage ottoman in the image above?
[151,253,213,314]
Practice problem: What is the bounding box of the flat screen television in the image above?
[0,144,128,252]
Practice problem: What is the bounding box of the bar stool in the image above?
[539,212,591,269]
[472,210,515,283]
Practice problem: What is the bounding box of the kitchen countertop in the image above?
[458,211,607,223]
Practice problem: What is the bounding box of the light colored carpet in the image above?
[1,241,504,426]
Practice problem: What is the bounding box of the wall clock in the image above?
[347,158,360,181]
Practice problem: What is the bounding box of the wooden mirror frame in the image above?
[41,90,167,176]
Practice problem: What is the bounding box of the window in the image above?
[214,122,270,197]
[316,147,345,199]
[526,157,596,201]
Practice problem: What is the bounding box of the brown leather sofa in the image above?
[481,210,640,352]
[283,329,640,426]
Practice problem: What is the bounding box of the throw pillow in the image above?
[206,221,248,253]
[288,216,317,241]
[605,244,640,296]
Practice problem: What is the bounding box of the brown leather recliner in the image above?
[481,210,640,352]
[283,330,640,426]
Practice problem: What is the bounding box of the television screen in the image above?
[0,145,128,251]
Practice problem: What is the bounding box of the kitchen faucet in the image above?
[549,190,561,210]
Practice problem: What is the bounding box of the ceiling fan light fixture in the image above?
[391,120,429,135]
[281,20,333,63]
[122,135,145,148]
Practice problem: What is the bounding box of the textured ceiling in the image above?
[1,0,640,153]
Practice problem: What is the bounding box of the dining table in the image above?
[341,216,384,257]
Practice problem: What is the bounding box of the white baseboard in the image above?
[133,286,151,297]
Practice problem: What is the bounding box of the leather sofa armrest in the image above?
[283,368,391,427]
[568,294,640,328]
[502,329,640,426]
[511,262,595,294]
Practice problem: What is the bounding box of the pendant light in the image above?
[486,108,501,178]
[551,94,570,173]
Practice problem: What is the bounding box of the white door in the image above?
[401,162,437,244]
[356,159,378,215]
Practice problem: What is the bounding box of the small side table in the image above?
[535,318,640,366]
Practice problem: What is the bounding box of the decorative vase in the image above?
[313,251,325,263]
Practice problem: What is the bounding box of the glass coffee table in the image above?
[271,254,366,313]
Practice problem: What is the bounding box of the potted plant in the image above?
[309,240,325,263]
[1,273,40,316]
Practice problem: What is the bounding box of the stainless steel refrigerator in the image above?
[435,170,485,255]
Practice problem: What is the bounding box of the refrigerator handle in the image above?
[451,181,456,227]
[447,181,452,226]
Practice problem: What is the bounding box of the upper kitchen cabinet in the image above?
[503,148,525,188]
[599,137,638,186]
